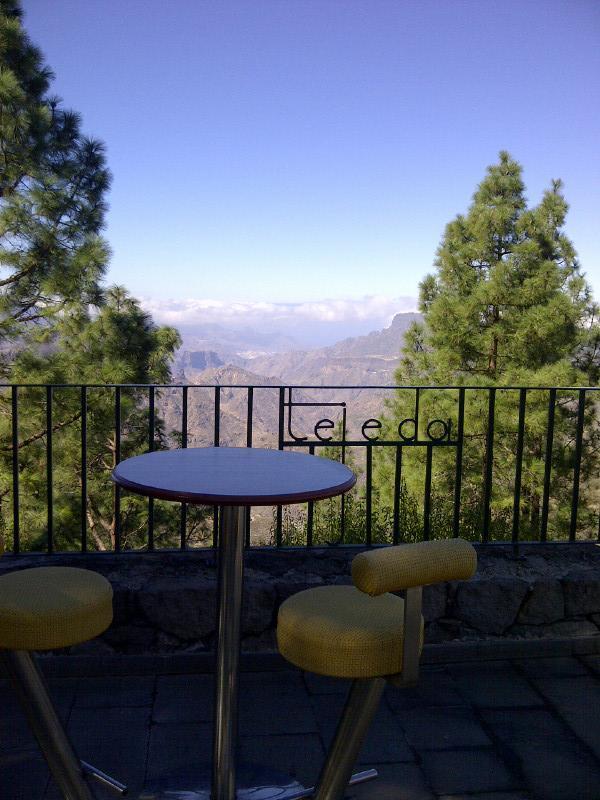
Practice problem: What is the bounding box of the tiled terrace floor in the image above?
[1,654,600,800]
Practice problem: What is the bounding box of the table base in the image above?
[137,765,378,799]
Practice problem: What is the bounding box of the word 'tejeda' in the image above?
[293,417,452,443]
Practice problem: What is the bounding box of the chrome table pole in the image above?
[212,505,246,800]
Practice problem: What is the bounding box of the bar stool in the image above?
[277,538,477,800]
[0,555,127,799]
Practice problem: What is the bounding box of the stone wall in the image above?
[1,544,599,656]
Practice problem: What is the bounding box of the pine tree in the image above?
[378,153,599,541]
[0,288,183,551]
[0,5,190,551]
[0,1,109,359]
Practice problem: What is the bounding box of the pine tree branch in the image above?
[0,410,82,451]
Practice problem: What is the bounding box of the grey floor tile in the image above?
[240,689,318,736]
[239,671,316,735]
[145,721,213,785]
[481,707,600,800]
[153,674,213,723]
[0,679,76,754]
[528,675,600,760]
[311,691,415,764]
[75,675,154,709]
[399,707,492,750]
[385,667,466,712]
[303,672,350,695]
[0,692,40,755]
[446,662,544,708]
[239,669,306,694]
[580,654,600,675]
[420,748,520,795]
[439,793,532,800]
[513,657,588,679]
[67,706,150,793]
[0,748,49,800]
[240,732,324,787]
[346,762,434,800]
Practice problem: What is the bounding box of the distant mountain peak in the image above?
[325,311,422,358]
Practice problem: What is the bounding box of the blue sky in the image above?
[22,1,600,339]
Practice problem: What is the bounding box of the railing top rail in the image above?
[1,383,599,391]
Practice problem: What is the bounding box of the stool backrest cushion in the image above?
[352,538,477,596]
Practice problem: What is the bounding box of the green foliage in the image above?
[378,153,599,542]
[0,1,109,351]
[0,288,185,550]
[0,5,196,552]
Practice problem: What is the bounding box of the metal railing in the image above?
[1,383,599,553]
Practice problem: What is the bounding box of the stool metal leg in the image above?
[313,677,385,800]
[1,649,95,800]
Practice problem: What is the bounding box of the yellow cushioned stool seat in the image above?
[277,584,423,679]
[0,566,113,651]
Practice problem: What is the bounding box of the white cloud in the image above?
[140,295,418,328]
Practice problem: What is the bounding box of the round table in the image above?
[112,447,356,800]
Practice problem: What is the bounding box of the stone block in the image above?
[274,571,324,604]
[69,638,114,656]
[422,582,447,622]
[454,578,529,635]
[517,579,564,624]
[242,629,277,652]
[103,624,155,650]
[111,585,137,625]
[510,619,600,639]
[425,618,463,643]
[139,576,217,639]
[243,580,276,634]
[563,571,600,616]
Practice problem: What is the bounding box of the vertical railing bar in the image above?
[307,444,315,546]
[339,405,347,543]
[452,388,465,538]
[423,444,432,541]
[214,385,220,447]
[414,388,420,438]
[393,446,402,545]
[511,388,526,555]
[482,388,496,544]
[46,385,53,554]
[11,386,19,554]
[80,386,87,552]
[114,386,121,552]
[180,385,188,549]
[275,387,285,547]
[147,386,155,551]
[366,446,373,546]
[213,386,221,547]
[540,388,556,542]
[569,388,586,542]
[246,386,254,448]
[245,387,254,547]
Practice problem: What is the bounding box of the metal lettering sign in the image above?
[280,390,457,448]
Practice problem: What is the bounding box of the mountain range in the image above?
[173,312,421,387]
[163,312,422,450]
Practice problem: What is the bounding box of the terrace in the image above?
[2,652,600,800]
[1,382,600,800]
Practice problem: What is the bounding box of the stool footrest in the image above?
[81,760,128,795]
[283,769,378,800]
